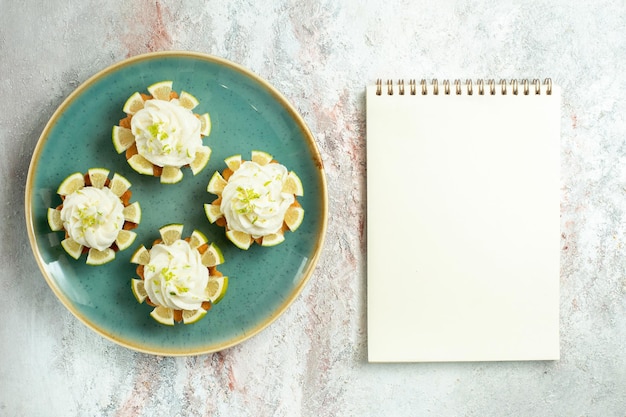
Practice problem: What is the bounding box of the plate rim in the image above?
[24,50,328,356]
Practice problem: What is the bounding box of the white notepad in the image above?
[366,79,560,362]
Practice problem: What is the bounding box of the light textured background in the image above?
[2,0,626,416]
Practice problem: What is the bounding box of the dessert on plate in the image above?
[112,80,212,184]
[130,224,227,325]
[204,150,304,250]
[47,168,141,265]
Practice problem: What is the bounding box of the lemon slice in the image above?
[207,171,227,194]
[261,233,285,247]
[123,92,145,115]
[150,306,175,326]
[88,168,110,189]
[204,203,223,223]
[57,172,85,196]
[147,80,173,101]
[109,173,131,197]
[188,229,208,250]
[112,126,135,154]
[226,230,252,250]
[128,154,154,176]
[61,238,83,259]
[198,113,211,136]
[224,154,242,171]
[160,166,183,184]
[115,230,137,251]
[201,242,224,267]
[131,278,148,303]
[47,208,63,231]
[190,146,211,175]
[123,202,142,224]
[282,171,304,196]
[182,308,207,325]
[86,247,115,265]
[251,150,273,166]
[159,223,184,245]
[130,245,150,265]
[206,275,228,304]
[178,91,199,110]
[284,206,305,231]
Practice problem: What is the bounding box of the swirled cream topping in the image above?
[131,99,202,167]
[143,240,209,311]
[220,161,295,238]
[60,186,125,251]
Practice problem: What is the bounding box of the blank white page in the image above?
[366,81,560,362]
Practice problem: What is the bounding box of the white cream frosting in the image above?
[60,186,125,251]
[143,240,209,311]
[131,99,202,167]
[220,161,295,238]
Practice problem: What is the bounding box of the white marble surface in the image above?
[2,0,626,415]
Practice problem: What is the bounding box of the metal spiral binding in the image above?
[375,78,552,96]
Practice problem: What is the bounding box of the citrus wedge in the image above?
[225,230,252,250]
[178,91,199,110]
[130,245,150,265]
[86,248,115,265]
[147,80,173,101]
[131,278,148,303]
[282,171,304,196]
[224,154,242,171]
[198,113,211,136]
[150,306,175,326]
[123,92,145,115]
[88,168,110,189]
[261,232,285,247]
[160,166,183,184]
[57,172,85,196]
[47,208,63,231]
[251,150,273,166]
[284,206,305,231]
[207,171,227,194]
[201,242,224,267]
[204,203,223,223]
[115,230,137,251]
[188,229,208,250]
[112,126,135,154]
[159,223,184,245]
[190,146,211,175]
[206,275,228,304]
[128,154,154,176]
[123,202,142,224]
[109,173,132,197]
[61,238,83,259]
[182,308,207,325]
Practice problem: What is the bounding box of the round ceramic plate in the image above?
[25,51,327,355]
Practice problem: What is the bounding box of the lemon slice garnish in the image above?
[112,125,135,154]
[61,238,83,259]
[57,172,85,196]
[201,242,224,267]
[188,229,208,250]
[122,92,145,115]
[150,306,175,326]
[115,230,137,251]
[47,208,63,231]
[147,80,173,101]
[284,206,305,231]
[130,245,150,265]
[261,233,285,247]
[282,171,304,196]
[251,150,273,166]
[88,168,110,189]
[131,278,148,303]
[159,223,184,246]
[123,202,142,224]
[204,203,223,224]
[225,230,253,250]
[86,247,115,266]
[160,166,183,184]
[108,173,131,197]
[178,91,199,110]
[224,154,242,171]
[207,171,227,194]
[189,146,211,176]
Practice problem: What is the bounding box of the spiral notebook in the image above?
[366,79,560,362]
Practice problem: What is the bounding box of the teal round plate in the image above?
[25,51,327,355]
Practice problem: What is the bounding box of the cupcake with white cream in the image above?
[204,151,304,249]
